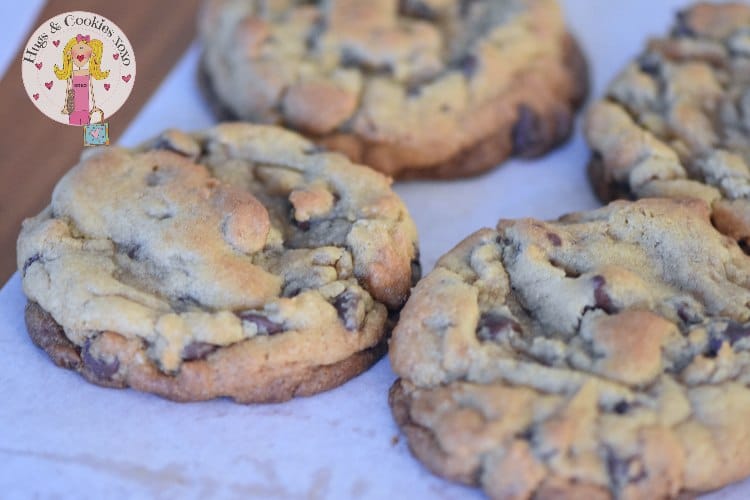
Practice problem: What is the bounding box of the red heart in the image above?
[45,81,53,90]
[104,83,110,91]
[33,93,39,100]
[35,62,42,70]
[90,128,100,139]
[76,54,85,62]
[113,53,119,60]
[122,74,131,83]
[52,40,60,47]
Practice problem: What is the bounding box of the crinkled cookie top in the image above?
[200,0,570,174]
[586,2,750,247]
[18,124,418,372]
[391,198,750,498]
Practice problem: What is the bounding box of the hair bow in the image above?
[76,34,90,43]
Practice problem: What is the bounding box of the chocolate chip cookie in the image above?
[198,0,588,179]
[18,124,419,403]
[586,2,750,250]
[389,198,750,498]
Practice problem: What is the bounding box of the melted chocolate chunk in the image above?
[511,105,544,156]
[546,232,562,247]
[724,321,750,345]
[637,52,661,77]
[238,312,284,335]
[82,339,120,380]
[613,400,630,415]
[399,0,437,20]
[455,54,479,78]
[333,290,361,331]
[294,219,311,231]
[672,10,696,38]
[117,242,142,261]
[592,275,617,314]
[705,336,724,358]
[182,341,218,361]
[476,313,522,341]
[305,18,326,51]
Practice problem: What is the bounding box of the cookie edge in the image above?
[25,300,388,403]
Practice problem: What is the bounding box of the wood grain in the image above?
[0,0,202,282]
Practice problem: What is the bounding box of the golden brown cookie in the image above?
[18,124,419,403]
[390,198,750,498]
[586,2,750,251]
[198,0,588,179]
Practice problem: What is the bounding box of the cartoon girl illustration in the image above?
[54,34,109,126]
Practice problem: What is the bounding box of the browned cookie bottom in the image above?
[26,301,387,403]
[586,153,635,203]
[389,379,478,487]
[199,35,589,180]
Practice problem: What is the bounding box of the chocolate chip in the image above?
[546,232,562,247]
[676,302,702,325]
[399,0,437,20]
[739,239,750,256]
[637,52,661,77]
[305,18,326,50]
[592,275,617,314]
[705,336,723,358]
[333,290,362,331]
[182,341,218,361]
[511,105,546,157]
[455,54,479,78]
[672,10,695,38]
[82,339,120,380]
[724,321,750,345]
[22,253,41,275]
[613,400,630,414]
[116,242,142,261]
[238,312,284,335]
[476,313,522,341]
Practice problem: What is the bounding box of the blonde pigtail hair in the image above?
[53,37,76,80]
[88,39,109,80]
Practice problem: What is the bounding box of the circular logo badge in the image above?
[21,11,136,127]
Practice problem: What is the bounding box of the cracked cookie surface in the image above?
[18,123,419,403]
[198,0,588,179]
[389,198,750,498]
[586,2,750,250]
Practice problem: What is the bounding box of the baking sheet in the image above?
[1,1,747,498]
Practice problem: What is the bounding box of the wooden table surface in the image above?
[0,0,201,282]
